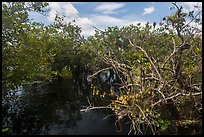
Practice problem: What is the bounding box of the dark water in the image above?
[2,79,127,135]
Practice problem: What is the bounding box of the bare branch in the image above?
[162,37,176,68]
[88,67,112,79]
[162,37,189,68]
[151,91,202,108]
[128,39,163,82]
[80,106,111,112]
[144,76,159,81]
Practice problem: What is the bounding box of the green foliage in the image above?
[2,2,84,89]
[2,2,202,135]
[2,128,9,133]
[87,3,201,135]
[60,67,73,79]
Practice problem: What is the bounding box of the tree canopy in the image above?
[2,2,202,135]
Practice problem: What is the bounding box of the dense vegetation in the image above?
[2,2,202,135]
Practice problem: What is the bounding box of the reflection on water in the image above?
[2,79,119,135]
[48,110,116,135]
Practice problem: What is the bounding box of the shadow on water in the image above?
[2,79,123,135]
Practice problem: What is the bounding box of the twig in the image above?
[102,114,116,121]
[144,77,159,81]
[88,67,112,79]
[80,106,111,112]
[162,37,176,68]
[128,39,168,102]
[162,37,188,68]
[182,10,202,29]
[128,39,163,82]
[151,91,202,107]
[92,26,105,32]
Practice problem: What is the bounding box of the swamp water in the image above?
[2,79,130,135]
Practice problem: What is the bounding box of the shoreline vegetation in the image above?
[2,2,202,135]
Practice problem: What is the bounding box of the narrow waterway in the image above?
[2,79,130,135]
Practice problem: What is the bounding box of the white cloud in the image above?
[47,2,95,37]
[46,2,148,37]
[143,6,155,15]
[90,15,128,27]
[94,3,125,14]
[47,2,78,22]
[178,2,202,13]
[181,2,202,12]
[177,2,202,34]
[87,15,147,36]
[72,17,95,36]
[80,26,96,37]
[71,2,87,5]
[75,14,147,37]
[75,17,93,27]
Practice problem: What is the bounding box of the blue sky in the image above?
[27,2,202,37]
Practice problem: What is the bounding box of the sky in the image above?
[27,2,202,37]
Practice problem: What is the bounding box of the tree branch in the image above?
[151,91,202,108]
[128,39,163,82]
[88,67,113,79]
[80,106,111,112]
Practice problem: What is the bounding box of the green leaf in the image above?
[158,119,164,124]
[2,128,9,132]
[160,125,168,131]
